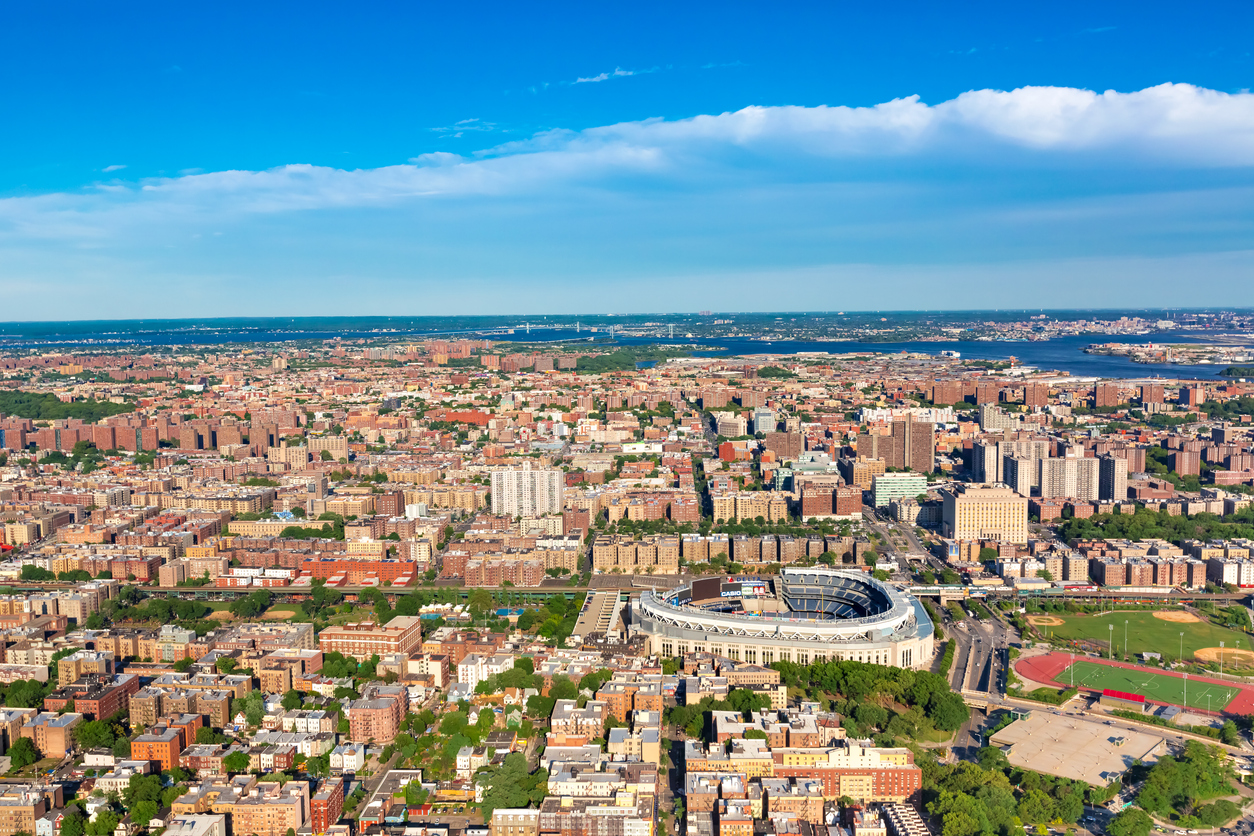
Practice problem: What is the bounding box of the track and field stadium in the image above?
[630,568,934,669]
[1016,652,1254,715]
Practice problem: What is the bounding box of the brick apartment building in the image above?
[20,713,81,759]
[348,683,408,744]
[319,616,423,661]
[310,777,344,834]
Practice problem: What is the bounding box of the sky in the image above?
[1,1,1253,319]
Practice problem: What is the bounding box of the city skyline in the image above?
[2,2,1252,317]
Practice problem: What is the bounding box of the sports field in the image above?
[1061,660,1241,712]
[1032,610,1253,667]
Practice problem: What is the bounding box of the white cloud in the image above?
[102,164,126,172]
[0,83,1249,247]
[573,66,657,84]
[2,83,1254,316]
[431,118,498,134]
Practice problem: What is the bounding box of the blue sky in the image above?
[1,1,1253,318]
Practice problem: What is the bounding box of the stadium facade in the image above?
[631,568,934,669]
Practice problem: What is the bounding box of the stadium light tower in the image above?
[1184,672,1188,709]
[1220,641,1225,678]
[1124,619,1129,662]
[1109,624,1114,660]
[1180,631,1184,664]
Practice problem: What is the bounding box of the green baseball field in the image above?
[1059,660,1241,712]
[1028,610,1254,670]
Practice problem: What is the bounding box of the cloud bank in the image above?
[2,83,1253,317]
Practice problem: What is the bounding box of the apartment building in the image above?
[591,535,680,574]
[310,777,344,835]
[941,484,1028,544]
[457,653,515,691]
[20,713,82,758]
[1038,456,1100,501]
[855,416,935,474]
[318,616,423,660]
[348,683,408,744]
[226,781,310,836]
[490,464,563,518]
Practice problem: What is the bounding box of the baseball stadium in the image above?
[630,568,934,669]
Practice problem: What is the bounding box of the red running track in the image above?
[1015,651,1254,715]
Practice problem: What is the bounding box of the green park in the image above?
[1029,609,1254,672]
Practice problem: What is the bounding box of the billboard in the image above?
[691,577,723,602]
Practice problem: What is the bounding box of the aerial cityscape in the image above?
[2,5,1254,836]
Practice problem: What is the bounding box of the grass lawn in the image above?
[916,727,954,744]
[1035,610,1252,666]
[1060,660,1241,712]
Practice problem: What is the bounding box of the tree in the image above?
[125,773,163,807]
[282,689,303,711]
[86,811,120,836]
[60,813,86,836]
[223,751,251,774]
[74,719,118,750]
[132,798,159,829]
[926,690,970,732]
[976,746,1009,772]
[526,695,556,719]
[112,737,131,758]
[1016,788,1055,824]
[468,589,494,614]
[196,727,227,744]
[978,547,999,562]
[548,675,577,701]
[479,752,548,821]
[1107,808,1153,836]
[243,690,266,726]
[578,669,613,693]
[7,737,37,769]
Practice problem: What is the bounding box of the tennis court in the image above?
[1060,660,1241,712]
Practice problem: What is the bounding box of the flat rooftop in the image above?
[989,711,1165,785]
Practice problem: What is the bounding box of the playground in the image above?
[1017,652,1254,715]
